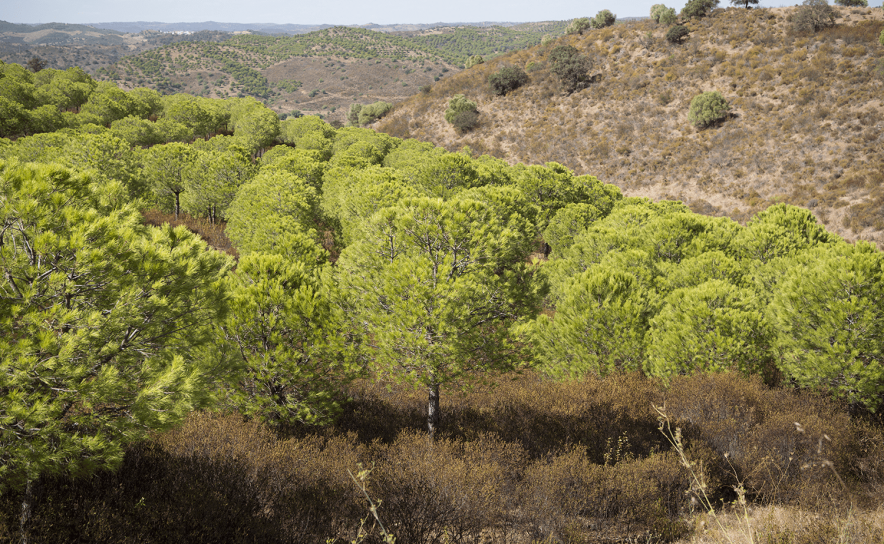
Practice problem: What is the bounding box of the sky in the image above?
[0,0,821,26]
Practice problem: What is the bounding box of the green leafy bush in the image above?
[835,0,867,5]
[879,27,884,46]
[681,0,719,18]
[357,101,393,125]
[688,91,730,128]
[656,5,678,25]
[792,0,837,33]
[590,9,617,29]
[651,4,669,21]
[444,94,479,132]
[549,45,593,94]
[465,55,485,69]
[566,17,592,35]
[666,25,690,43]
[488,66,529,96]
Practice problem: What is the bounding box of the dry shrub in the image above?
[4,373,884,542]
[664,372,852,507]
[843,192,884,232]
[817,19,884,44]
[155,412,367,543]
[4,412,367,544]
[339,373,665,462]
[369,431,525,544]
[141,208,238,257]
[521,446,690,541]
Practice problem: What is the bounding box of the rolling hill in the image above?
[374,6,884,247]
[92,24,570,121]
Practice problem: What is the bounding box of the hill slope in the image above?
[93,24,570,121]
[375,6,884,246]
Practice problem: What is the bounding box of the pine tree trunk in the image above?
[427,382,440,437]
[20,479,37,544]
[174,192,181,220]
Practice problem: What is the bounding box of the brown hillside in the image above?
[375,6,884,246]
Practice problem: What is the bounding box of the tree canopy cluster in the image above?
[3,70,884,510]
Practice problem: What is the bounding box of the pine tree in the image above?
[0,160,231,539]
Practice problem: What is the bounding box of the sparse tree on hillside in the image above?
[488,66,529,96]
[681,0,719,18]
[835,0,867,5]
[26,57,47,73]
[688,91,730,128]
[651,4,668,21]
[357,101,393,125]
[666,25,691,43]
[566,17,592,35]
[590,9,617,29]
[792,0,837,32]
[652,4,679,24]
[465,55,485,69]
[444,94,480,133]
[347,103,362,126]
[549,45,593,94]
[730,0,759,8]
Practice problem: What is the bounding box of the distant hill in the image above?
[0,21,126,45]
[92,23,570,121]
[87,21,334,35]
[374,6,884,246]
[87,21,547,35]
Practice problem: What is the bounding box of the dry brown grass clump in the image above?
[141,208,238,257]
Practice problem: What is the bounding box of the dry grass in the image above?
[141,208,238,257]
[682,505,884,544]
[375,7,884,246]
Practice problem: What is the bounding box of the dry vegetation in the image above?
[375,6,884,246]
[141,209,238,257]
[2,371,882,543]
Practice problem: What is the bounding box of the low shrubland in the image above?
[2,372,881,543]
[375,6,884,247]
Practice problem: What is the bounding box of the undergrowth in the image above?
[2,372,882,543]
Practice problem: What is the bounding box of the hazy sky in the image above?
[1,0,833,26]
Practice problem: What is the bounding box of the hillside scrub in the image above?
[375,6,884,247]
